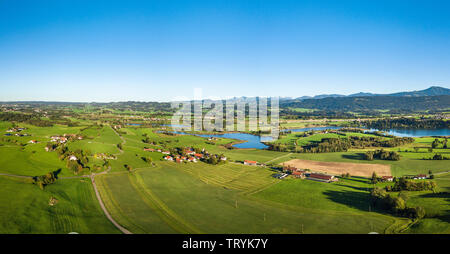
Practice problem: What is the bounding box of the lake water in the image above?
[165,125,449,150]
[126,123,142,126]
[366,128,450,137]
[172,131,270,149]
[286,126,450,137]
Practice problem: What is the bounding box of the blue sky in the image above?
[0,0,449,102]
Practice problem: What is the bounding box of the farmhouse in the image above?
[244,160,257,166]
[307,173,337,183]
[414,174,427,180]
[291,171,306,179]
[164,156,173,161]
[50,136,68,143]
[381,176,394,182]
[283,165,297,173]
[188,157,197,162]
[28,140,38,144]
[194,153,203,158]
[185,149,195,155]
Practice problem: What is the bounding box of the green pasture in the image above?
[0,176,119,234]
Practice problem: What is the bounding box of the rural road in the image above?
[265,153,293,164]
[90,173,132,234]
[0,172,32,178]
[85,126,132,234]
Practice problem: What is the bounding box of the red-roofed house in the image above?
[164,156,173,161]
[291,171,305,179]
[194,153,203,158]
[381,176,394,182]
[283,165,297,173]
[244,160,257,166]
[415,174,427,179]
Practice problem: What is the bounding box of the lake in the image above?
[166,126,450,150]
[172,131,270,149]
[366,128,450,137]
[286,126,450,137]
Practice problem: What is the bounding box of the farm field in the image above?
[282,159,391,177]
[0,176,119,234]
[95,163,399,234]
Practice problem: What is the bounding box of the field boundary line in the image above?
[265,153,293,164]
[95,175,148,234]
[128,172,202,234]
[0,172,33,178]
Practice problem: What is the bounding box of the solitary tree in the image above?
[371,171,378,184]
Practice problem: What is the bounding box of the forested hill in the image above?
[281,95,450,112]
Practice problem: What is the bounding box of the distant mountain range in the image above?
[290,86,450,101]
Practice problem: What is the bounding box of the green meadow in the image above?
[0,117,448,234]
[96,163,398,234]
[0,176,119,234]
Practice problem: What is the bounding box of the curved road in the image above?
[90,173,132,234]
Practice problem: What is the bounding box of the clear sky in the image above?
[0,0,449,102]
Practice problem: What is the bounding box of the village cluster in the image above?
[50,134,83,143]
[144,146,227,164]
[4,127,30,137]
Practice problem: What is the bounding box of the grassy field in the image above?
[95,163,400,233]
[0,117,448,234]
[0,176,119,234]
[401,173,450,233]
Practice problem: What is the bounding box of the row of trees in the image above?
[364,149,401,161]
[432,138,448,149]
[430,153,449,160]
[362,118,450,130]
[32,169,61,190]
[0,112,53,127]
[370,187,426,220]
[386,177,437,192]
[270,136,414,153]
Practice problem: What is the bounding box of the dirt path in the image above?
[86,125,132,234]
[0,172,32,179]
[110,125,126,155]
[435,170,450,176]
[90,173,132,234]
[265,153,292,164]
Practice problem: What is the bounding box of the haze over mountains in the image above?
[290,86,450,101]
[1,86,449,105]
